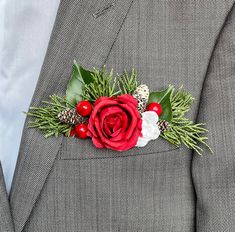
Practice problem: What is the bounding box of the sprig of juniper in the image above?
[118,69,138,94]
[83,67,120,102]
[83,67,139,102]
[26,95,72,138]
[161,87,213,155]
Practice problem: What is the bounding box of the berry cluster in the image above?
[70,100,93,139]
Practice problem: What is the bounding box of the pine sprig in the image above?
[83,67,120,102]
[161,87,213,155]
[26,95,72,138]
[83,68,139,102]
[118,69,138,94]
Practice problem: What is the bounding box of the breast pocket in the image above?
[59,136,180,160]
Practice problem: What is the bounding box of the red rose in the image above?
[87,94,142,151]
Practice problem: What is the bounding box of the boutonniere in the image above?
[27,61,212,155]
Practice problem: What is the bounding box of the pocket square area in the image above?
[27,61,212,155]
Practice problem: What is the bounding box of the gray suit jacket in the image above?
[1,0,235,231]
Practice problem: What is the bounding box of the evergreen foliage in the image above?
[26,95,72,138]
[161,87,213,155]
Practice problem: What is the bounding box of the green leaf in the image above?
[66,60,94,107]
[77,62,94,85]
[148,85,174,122]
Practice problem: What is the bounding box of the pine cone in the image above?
[58,108,86,125]
[157,120,170,133]
[132,84,149,113]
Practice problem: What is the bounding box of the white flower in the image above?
[136,111,160,147]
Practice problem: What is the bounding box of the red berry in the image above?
[75,123,88,139]
[76,100,92,117]
[69,129,76,137]
[146,102,163,116]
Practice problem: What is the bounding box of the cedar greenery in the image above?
[82,67,120,102]
[160,87,213,155]
[118,69,138,94]
[26,95,72,138]
[83,67,138,102]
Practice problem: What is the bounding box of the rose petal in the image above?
[103,115,122,137]
[120,103,139,140]
[91,100,118,120]
[112,127,140,151]
[94,96,112,107]
[94,117,106,142]
[103,119,112,137]
[136,137,149,147]
[117,112,129,131]
[135,111,160,148]
[100,106,125,136]
[142,111,159,124]
[112,116,122,132]
[88,118,98,137]
[116,94,138,107]
[92,136,105,148]
[110,129,125,141]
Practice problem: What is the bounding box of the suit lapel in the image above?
[9,0,134,231]
[0,163,14,231]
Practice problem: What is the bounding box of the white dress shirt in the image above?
[0,0,60,193]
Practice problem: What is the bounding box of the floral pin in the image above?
[27,61,212,155]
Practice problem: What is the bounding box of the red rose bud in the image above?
[146,102,162,116]
[87,94,142,151]
[76,100,93,117]
[75,123,88,139]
